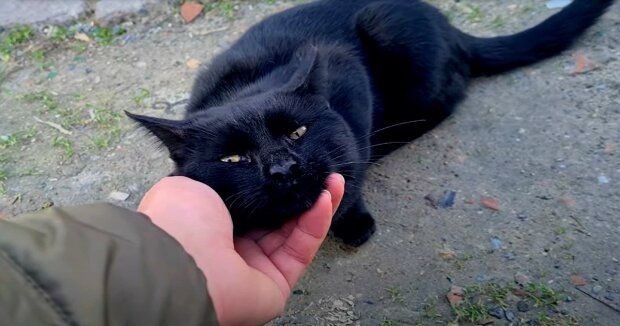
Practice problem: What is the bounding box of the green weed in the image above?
[452,301,489,324]
[380,319,396,326]
[386,287,404,303]
[31,49,52,71]
[467,283,510,308]
[205,1,237,20]
[22,91,59,111]
[0,168,7,194]
[49,25,72,44]
[0,127,37,149]
[1,25,34,61]
[466,6,483,23]
[453,253,474,271]
[422,298,443,321]
[522,283,565,307]
[0,134,17,149]
[90,26,126,46]
[132,88,151,107]
[90,135,111,149]
[59,107,86,129]
[52,135,75,158]
[491,15,505,29]
[89,105,122,129]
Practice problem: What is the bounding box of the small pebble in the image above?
[108,191,130,201]
[490,237,503,250]
[598,175,610,184]
[565,296,574,302]
[488,306,504,319]
[292,289,303,295]
[526,320,539,326]
[517,300,530,312]
[604,293,615,301]
[592,285,603,294]
[476,274,490,282]
[504,310,516,322]
[514,272,530,286]
[481,196,501,211]
[438,190,456,208]
[503,252,516,261]
[570,275,587,286]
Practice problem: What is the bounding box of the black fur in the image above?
[128,0,614,246]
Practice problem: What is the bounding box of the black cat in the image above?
[127,0,614,246]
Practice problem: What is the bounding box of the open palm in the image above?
[139,174,345,326]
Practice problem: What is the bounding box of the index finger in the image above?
[268,174,345,290]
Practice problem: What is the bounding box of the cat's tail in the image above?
[465,0,615,76]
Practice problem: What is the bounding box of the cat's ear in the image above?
[125,111,187,156]
[283,45,326,96]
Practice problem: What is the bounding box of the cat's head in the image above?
[127,46,360,232]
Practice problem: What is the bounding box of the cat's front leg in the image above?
[331,199,376,247]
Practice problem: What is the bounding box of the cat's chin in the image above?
[232,181,325,234]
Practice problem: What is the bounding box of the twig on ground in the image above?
[34,117,72,135]
[575,286,620,314]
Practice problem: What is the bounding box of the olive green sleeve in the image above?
[0,203,218,326]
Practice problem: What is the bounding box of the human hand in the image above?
[138,174,345,326]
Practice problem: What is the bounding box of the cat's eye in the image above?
[289,126,307,140]
[220,155,250,163]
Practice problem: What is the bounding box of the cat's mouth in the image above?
[231,173,326,233]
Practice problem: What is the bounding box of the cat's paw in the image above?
[331,212,376,247]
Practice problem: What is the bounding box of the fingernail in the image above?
[330,173,345,184]
[322,189,332,200]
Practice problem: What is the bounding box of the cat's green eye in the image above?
[289,126,307,140]
[220,155,250,163]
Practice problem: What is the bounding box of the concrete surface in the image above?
[0,0,87,26]
[1,1,619,325]
[0,0,170,26]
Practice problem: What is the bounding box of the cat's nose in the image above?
[269,159,300,181]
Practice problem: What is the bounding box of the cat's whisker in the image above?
[323,120,425,158]
[365,119,426,139]
[329,161,381,167]
[329,141,411,161]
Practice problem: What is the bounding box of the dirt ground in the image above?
[1,1,619,325]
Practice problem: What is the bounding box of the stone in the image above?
[446,285,465,306]
[186,58,201,70]
[514,272,530,286]
[592,285,603,294]
[108,191,130,201]
[96,0,159,22]
[438,248,457,260]
[488,306,504,319]
[517,300,530,312]
[504,310,516,322]
[569,275,587,286]
[180,1,204,23]
[0,0,86,25]
[481,196,501,210]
